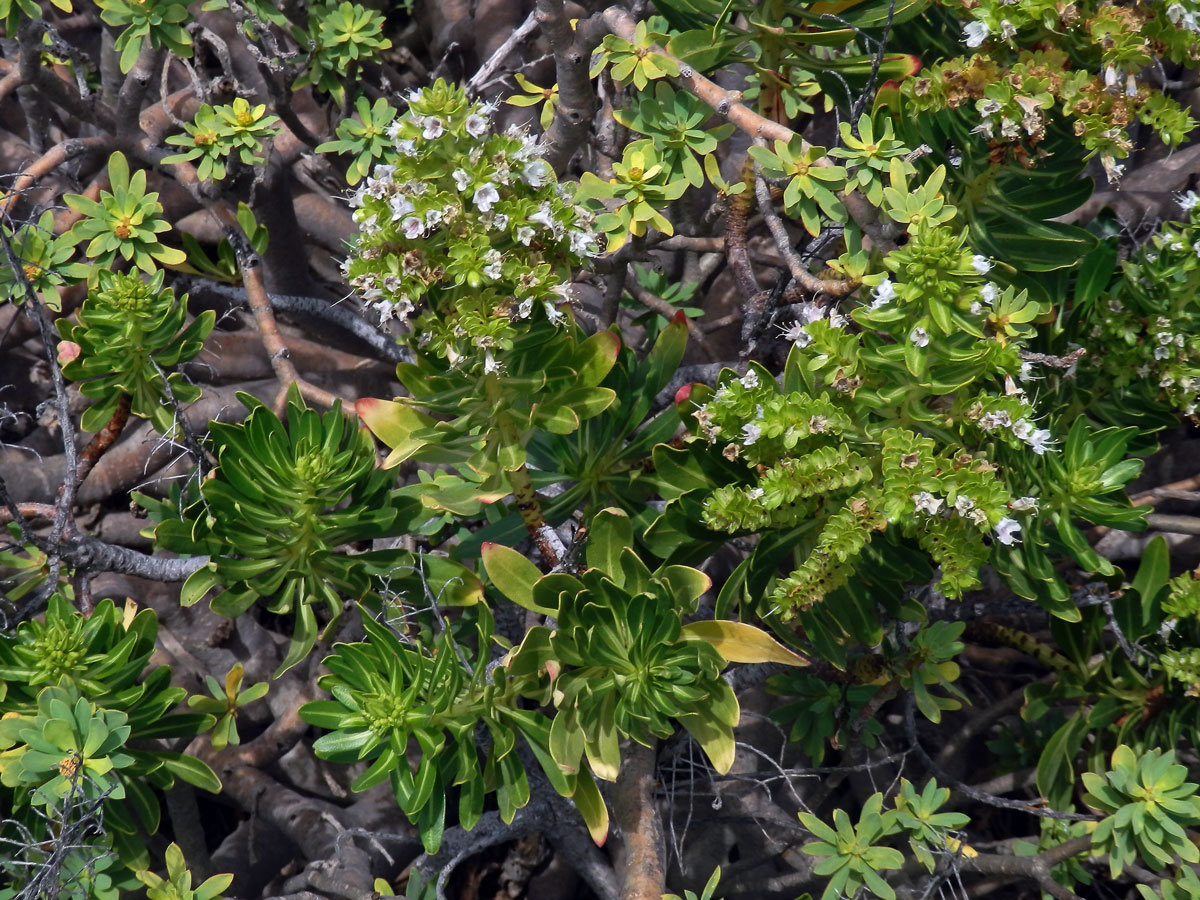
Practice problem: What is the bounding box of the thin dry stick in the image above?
[754,169,859,298]
[465,9,540,96]
[0,66,23,105]
[0,135,122,216]
[626,280,705,343]
[238,260,345,412]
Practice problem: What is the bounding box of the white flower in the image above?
[1161,373,1176,389]
[473,183,500,212]
[396,139,418,157]
[748,487,764,500]
[741,370,759,389]
[1104,66,1120,90]
[872,278,896,306]
[1011,418,1034,441]
[979,410,1011,431]
[422,117,445,139]
[912,492,943,515]
[452,169,472,192]
[971,255,993,275]
[1176,190,1200,212]
[1125,74,1138,97]
[482,260,503,280]
[970,302,983,315]
[544,302,566,326]
[1018,361,1039,382]
[1028,428,1055,455]
[465,113,489,138]
[1167,3,1187,24]
[569,229,596,256]
[741,423,762,446]
[401,216,425,239]
[389,195,415,220]
[809,415,828,433]
[516,226,536,245]
[1101,155,1124,184]
[516,298,533,318]
[383,274,402,293]
[979,99,1002,117]
[994,517,1022,545]
[968,508,989,526]
[780,322,813,347]
[1000,18,1017,39]
[828,309,848,329]
[529,206,558,233]
[910,326,930,348]
[1009,496,1039,512]
[954,495,975,514]
[796,302,825,324]
[1154,346,1171,360]
[522,160,553,189]
[425,208,444,228]
[963,20,989,47]
[385,120,404,140]
[980,282,999,304]
[484,352,499,374]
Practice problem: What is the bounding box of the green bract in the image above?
[577,144,690,250]
[94,0,192,73]
[315,94,399,185]
[612,82,735,188]
[135,843,233,900]
[186,663,268,751]
[62,152,187,277]
[829,115,911,207]
[56,270,214,434]
[0,210,77,309]
[505,73,560,131]
[748,137,847,237]
[162,98,281,183]
[799,793,904,900]
[294,1,392,102]
[1083,744,1200,877]
[592,19,679,90]
[0,593,220,853]
[893,779,971,872]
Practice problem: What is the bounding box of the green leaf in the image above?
[586,508,633,583]
[681,620,808,666]
[1036,713,1087,809]
[572,767,610,846]
[158,752,222,793]
[482,543,555,615]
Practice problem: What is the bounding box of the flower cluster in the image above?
[342,79,600,366]
[1077,203,1200,417]
[905,48,1195,170]
[960,391,1055,455]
